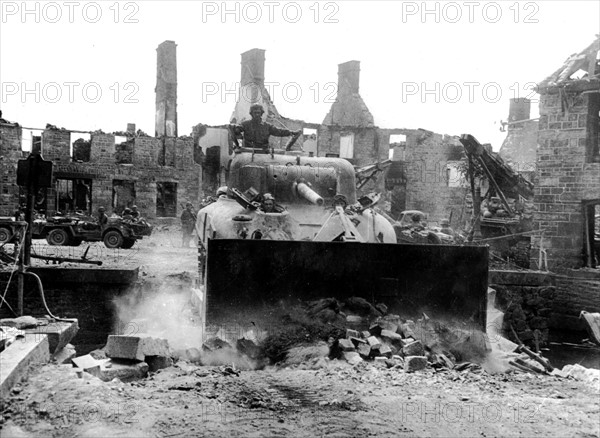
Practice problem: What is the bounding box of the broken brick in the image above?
[402,340,424,357]
[337,339,356,352]
[404,356,428,372]
[146,355,173,372]
[349,337,367,348]
[377,344,392,358]
[361,331,371,339]
[358,343,371,359]
[346,329,360,339]
[366,336,382,349]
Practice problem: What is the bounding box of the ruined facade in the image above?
[0,123,201,219]
[531,37,600,271]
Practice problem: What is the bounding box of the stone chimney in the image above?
[155,40,178,137]
[322,60,373,127]
[338,60,360,95]
[240,48,265,88]
[508,98,531,124]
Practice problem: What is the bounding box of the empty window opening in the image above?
[340,133,354,159]
[303,128,318,155]
[56,178,92,214]
[156,182,177,217]
[115,136,134,164]
[72,134,92,162]
[112,180,136,214]
[583,201,600,268]
[389,134,406,161]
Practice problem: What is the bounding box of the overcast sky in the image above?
[1,1,599,150]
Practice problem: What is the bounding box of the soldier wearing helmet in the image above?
[180,202,197,247]
[96,206,108,227]
[440,218,454,236]
[131,205,140,220]
[230,104,301,151]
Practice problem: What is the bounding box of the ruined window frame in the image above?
[582,200,600,269]
[586,92,600,163]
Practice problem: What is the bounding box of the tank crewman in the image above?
[181,202,197,247]
[440,218,454,236]
[216,186,228,198]
[259,193,284,213]
[97,207,108,227]
[230,104,301,151]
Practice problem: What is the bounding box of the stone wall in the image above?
[403,130,468,226]
[0,124,22,216]
[531,92,600,270]
[0,124,202,219]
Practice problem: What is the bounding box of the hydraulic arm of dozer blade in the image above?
[313,206,365,242]
[355,160,392,190]
[460,134,534,200]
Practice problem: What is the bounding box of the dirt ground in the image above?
[2,227,600,437]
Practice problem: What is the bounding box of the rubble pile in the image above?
[492,284,556,346]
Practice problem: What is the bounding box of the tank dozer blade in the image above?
[202,239,488,331]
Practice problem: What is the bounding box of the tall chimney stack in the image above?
[155,40,178,137]
[240,48,265,87]
[508,98,531,123]
[338,60,361,95]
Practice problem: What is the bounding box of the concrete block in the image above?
[374,356,388,365]
[52,343,76,364]
[99,359,148,382]
[71,354,102,378]
[404,356,428,372]
[25,320,79,354]
[361,331,371,339]
[343,351,363,365]
[337,339,355,352]
[403,340,425,357]
[346,315,364,324]
[106,334,171,361]
[0,334,50,394]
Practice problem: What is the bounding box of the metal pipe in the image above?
[296,182,324,206]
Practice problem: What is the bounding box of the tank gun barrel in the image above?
[296,181,324,206]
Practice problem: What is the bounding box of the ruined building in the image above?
[531,37,600,271]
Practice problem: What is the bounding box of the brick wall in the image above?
[0,125,202,219]
[531,92,600,269]
[0,124,22,216]
[41,129,71,163]
[404,130,468,226]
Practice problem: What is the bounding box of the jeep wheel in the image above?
[0,227,12,244]
[121,238,135,249]
[47,229,70,246]
[103,230,124,249]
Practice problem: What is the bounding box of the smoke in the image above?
[113,285,204,352]
[112,284,265,370]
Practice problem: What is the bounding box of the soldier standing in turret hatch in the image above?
[230,104,301,151]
